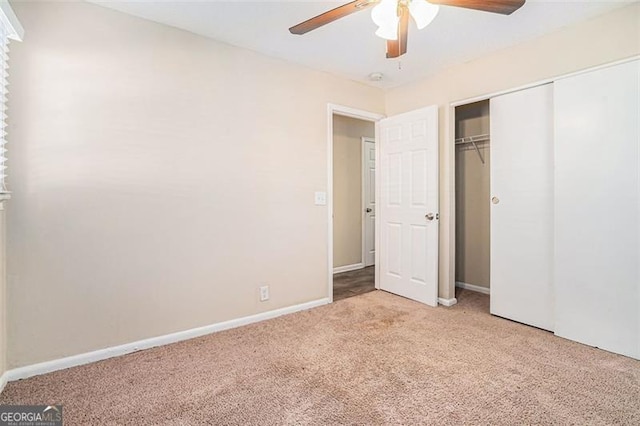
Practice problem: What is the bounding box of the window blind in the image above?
[0,23,9,193]
[0,2,24,195]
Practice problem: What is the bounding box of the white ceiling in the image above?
[89,0,637,88]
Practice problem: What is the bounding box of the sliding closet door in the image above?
[554,60,640,359]
[490,84,554,331]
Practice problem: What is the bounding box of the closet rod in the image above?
[455,134,489,164]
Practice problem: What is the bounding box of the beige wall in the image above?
[5,0,640,370]
[6,1,384,368]
[332,115,374,268]
[455,102,490,288]
[386,3,640,300]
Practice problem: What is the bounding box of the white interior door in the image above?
[379,106,439,307]
[554,60,640,360]
[363,138,376,267]
[490,84,555,331]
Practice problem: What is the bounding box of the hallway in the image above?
[333,266,375,302]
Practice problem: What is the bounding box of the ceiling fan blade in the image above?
[289,0,379,35]
[386,4,410,59]
[427,0,525,15]
[386,40,399,59]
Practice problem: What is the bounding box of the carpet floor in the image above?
[1,289,638,425]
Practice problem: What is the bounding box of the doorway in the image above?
[328,103,439,307]
[331,114,376,302]
[454,100,491,308]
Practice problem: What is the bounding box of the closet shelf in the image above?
[455,134,490,164]
[455,134,490,145]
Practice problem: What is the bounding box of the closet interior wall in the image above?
[455,101,490,292]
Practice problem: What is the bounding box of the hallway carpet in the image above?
[1,290,638,425]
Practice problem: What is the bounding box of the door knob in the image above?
[426,213,435,221]
[366,208,372,213]
[492,197,500,205]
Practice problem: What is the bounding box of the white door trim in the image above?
[362,136,375,268]
[327,104,384,303]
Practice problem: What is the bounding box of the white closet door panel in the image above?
[490,84,554,331]
[554,60,640,359]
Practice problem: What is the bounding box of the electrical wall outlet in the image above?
[259,285,269,302]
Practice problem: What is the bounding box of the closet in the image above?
[454,101,491,296]
[454,59,639,360]
[455,91,555,331]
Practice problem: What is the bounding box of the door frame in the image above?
[327,104,384,303]
[361,136,375,268]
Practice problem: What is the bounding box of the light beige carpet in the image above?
[1,289,639,425]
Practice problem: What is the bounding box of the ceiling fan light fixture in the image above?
[289,0,527,59]
[371,0,400,40]
[408,0,439,30]
[375,22,399,40]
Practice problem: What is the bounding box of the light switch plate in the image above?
[314,191,327,206]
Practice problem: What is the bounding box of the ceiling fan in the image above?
[289,0,526,59]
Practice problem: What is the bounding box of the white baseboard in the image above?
[0,371,7,394]
[456,281,491,295]
[4,297,330,383]
[333,263,364,274]
[438,297,458,307]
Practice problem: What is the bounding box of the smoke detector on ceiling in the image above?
[369,72,384,82]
